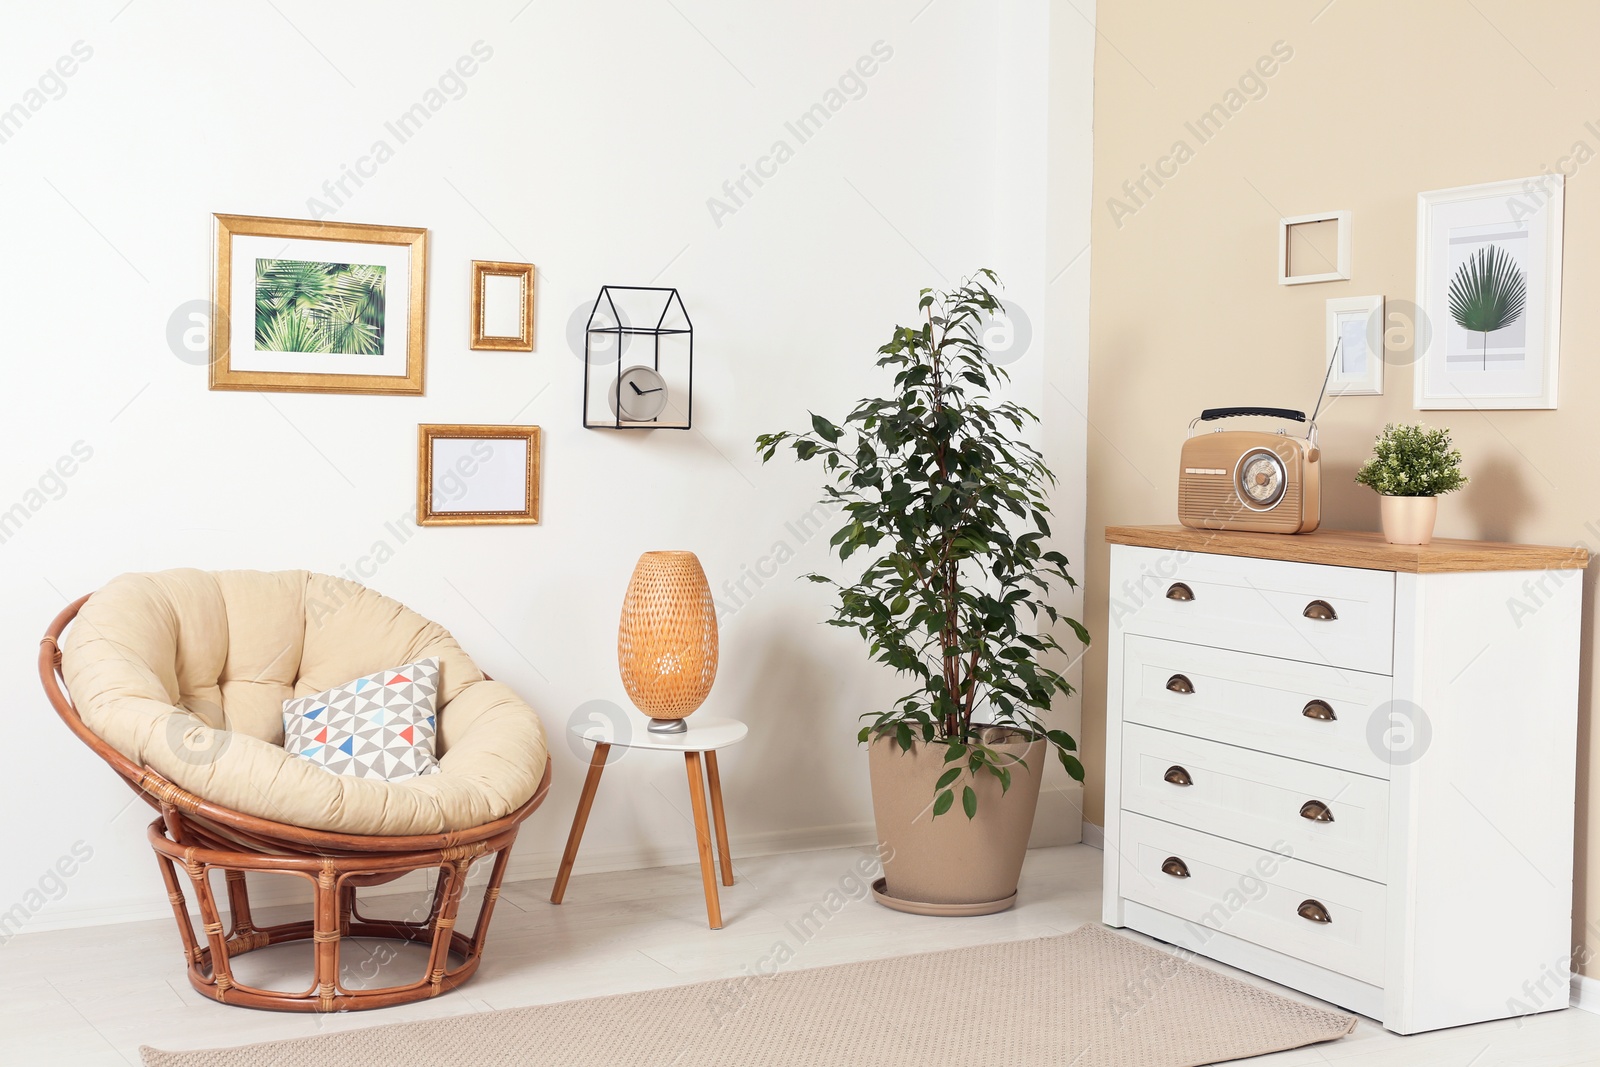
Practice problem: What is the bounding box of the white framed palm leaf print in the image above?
[1415,177,1563,410]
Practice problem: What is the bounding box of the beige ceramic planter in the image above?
[867,727,1045,915]
[1379,495,1438,546]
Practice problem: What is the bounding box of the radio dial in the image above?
[1237,449,1288,509]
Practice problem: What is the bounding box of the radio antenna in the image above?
[1308,337,1340,434]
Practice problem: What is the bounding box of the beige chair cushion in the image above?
[61,569,548,837]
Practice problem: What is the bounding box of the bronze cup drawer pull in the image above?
[1166,582,1195,602]
[1163,765,1193,787]
[1161,856,1190,879]
[1301,699,1336,722]
[1166,674,1195,695]
[1299,800,1335,823]
[1297,899,1333,924]
[1302,599,1338,621]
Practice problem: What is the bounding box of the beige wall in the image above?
[1082,0,1600,967]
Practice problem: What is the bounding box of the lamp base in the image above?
[647,718,689,734]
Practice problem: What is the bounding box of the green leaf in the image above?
[932,789,954,817]
[1046,729,1078,753]
[935,767,962,790]
[896,723,913,752]
[1448,243,1527,344]
[962,786,977,819]
[811,413,843,442]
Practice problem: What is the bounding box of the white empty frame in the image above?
[1325,295,1384,396]
[1279,211,1351,285]
[417,424,541,526]
[470,261,535,351]
[481,275,524,337]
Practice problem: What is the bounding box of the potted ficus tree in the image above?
[1355,423,1467,546]
[756,271,1087,916]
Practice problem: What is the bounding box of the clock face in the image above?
[608,365,669,422]
[1236,449,1287,509]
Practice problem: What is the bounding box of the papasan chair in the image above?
[38,569,551,1013]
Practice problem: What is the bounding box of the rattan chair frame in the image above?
[39,594,552,1013]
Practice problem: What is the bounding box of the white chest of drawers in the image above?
[1101,526,1587,1035]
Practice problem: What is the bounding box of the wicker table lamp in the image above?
[618,551,718,733]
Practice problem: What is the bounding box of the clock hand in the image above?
[634,386,664,394]
[629,381,645,395]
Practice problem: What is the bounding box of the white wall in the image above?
[0,0,1094,933]
[1039,0,1097,845]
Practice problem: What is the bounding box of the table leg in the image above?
[550,742,610,905]
[684,752,723,929]
[705,750,734,887]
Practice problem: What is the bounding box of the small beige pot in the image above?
[867,727,1045,915]
[1379,494,1438,546]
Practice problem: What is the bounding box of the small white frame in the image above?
[1325,295,1384,396]
[1278,211,1351,285]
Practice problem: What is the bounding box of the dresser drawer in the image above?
[1121,723,1389,882]
[1112,545,1395,675]
[1123,635,1392,779]
[1118,812,1386,985]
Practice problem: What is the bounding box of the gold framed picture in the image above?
[417,424,541,527]
[210,213,428,395]
[470,260,535,351]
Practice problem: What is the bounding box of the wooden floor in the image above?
[5,844,1600,1065]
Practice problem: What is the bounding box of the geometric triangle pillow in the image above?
[282,658,441,781]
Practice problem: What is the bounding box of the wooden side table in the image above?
[549,717,747,929]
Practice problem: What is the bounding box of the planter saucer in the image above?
[870,877,1016,917]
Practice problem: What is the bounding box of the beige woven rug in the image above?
[142,924,1356,1067]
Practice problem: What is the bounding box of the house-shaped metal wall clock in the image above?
[582,286,693,430]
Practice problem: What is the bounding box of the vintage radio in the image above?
[1178,407,1321,534]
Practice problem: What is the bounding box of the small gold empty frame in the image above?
[470,261,535,351]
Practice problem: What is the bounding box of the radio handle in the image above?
[1188,408,1318,444]
[1197,407,1306,422]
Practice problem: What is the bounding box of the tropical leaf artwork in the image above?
[254,259,386,355]
[1447,244,1526,370]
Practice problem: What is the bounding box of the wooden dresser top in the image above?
[1105,525,1588,574]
